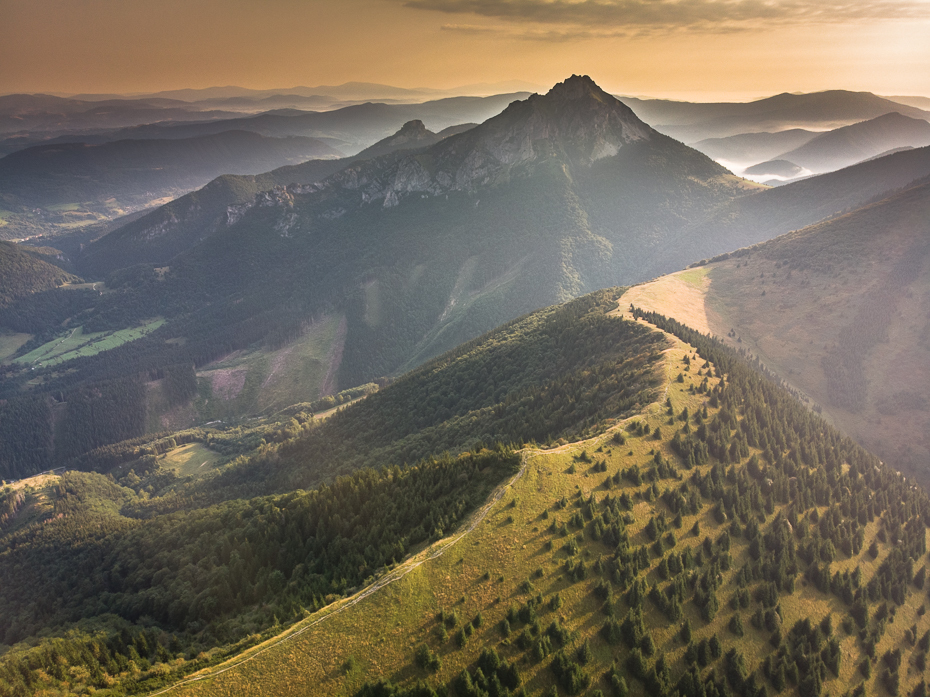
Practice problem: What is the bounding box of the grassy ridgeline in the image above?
[0,289,664,695]
[82,307,930,697]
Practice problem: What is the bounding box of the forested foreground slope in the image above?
[0,291,665,695]
[155,309,930,697]
[2,292,929,697]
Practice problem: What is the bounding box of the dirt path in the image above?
[147,452,531,696]
[32,327,78,366]
[146,308,681,696]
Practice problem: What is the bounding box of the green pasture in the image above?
[0,331,32,363]
[13,319,164,368]
[160,443,224,478]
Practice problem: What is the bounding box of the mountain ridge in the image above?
[625,174,930,488]
[620,89,930,142]
[763,112,930,174]
[76,119,467,275]
[0,75,757,471]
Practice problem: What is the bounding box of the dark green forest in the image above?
[353,308,930,697]
[0,449,518,678]
[0,241,80,309]
[2,295,930,696]
[0,290,664,695]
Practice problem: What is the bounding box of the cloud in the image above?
[439,22,635,39]
[407,0,930,33]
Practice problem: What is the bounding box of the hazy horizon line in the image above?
[4,80,928,105]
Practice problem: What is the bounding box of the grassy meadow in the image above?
[159,443,225,478]
[148,322,928,697]
[13,319,165,369]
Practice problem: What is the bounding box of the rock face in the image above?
[467,74,651,168]
[77,74,748,392]
[255,75,655,214]
[353,120,442,160]
[80,120,451,275]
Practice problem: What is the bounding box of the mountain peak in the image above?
[353,119,441,160]
[303,76,661,210]
[398,119,428,134]
[545,74,611,103]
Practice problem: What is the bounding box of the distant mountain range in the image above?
[692,112,930,184]
[625,173,930,488]
[0,90,532,161]
[90,93,531,152]
[692,129,818,169]
[619,89,930,143]
[0,130,342,241]
[883,94,930,110]
[762,111,930,175]
[0,93,240,140]
[0,130,341,205]
[62,80,547,102]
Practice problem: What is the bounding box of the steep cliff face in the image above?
[78,121,447,275]
[58,75,751,399]
[152,75,745,385]
[286,75,657,213]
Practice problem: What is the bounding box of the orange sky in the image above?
[3,0,930,100]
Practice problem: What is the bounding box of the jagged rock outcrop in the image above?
[72,74,752,393]
[353,119,442,160]
[257,75,657,216]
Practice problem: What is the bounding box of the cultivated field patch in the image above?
[13,318,164,368]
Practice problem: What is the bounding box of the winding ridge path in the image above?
[148,305,682,696]
[147,453,531,696]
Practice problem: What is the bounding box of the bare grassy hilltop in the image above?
[5,292,928,697]
[625,176,930,491]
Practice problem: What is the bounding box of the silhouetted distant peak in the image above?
[398,119,428,134]
[871,111,911,123]
[545,75,611,103]
[351,119,441,160]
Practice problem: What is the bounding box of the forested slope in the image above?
[175,307,930,697]
[0,289,664,696]
[0,241,80,308]
[0,76,754,477]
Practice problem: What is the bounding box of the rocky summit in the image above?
[294,75,655,212]
[0,75,758,471]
